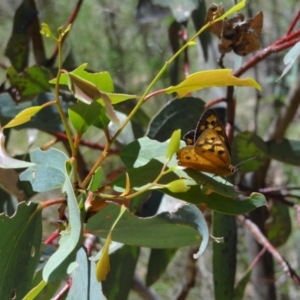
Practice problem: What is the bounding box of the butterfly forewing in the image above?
[194,109,231,155]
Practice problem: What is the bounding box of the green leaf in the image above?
[121,137,172,168]
[166,179,190,193]
[50,64,136,105]
[213,213,237,300]
[232,132,267,172]
[20,148,82,282]
[40,23,53,37]
[92,107,110,130]
[68,101,102,134]
[146,248,177,286]
[23,280,47,300]
[277,40,300,81]
[0,92,68,132]
[166,129,181,159]
[42,162,82,282]
[7,65,51,98]
[67,248,105,300]
[20,148,68,192]
[3,106,42,128]
[0,131,36,169]
[102,246,139,300]
[165,69,261,98]
[266,201,292,247]
[0,202,42,300]
[86,202,208,254]
[68,72,102,104]
[50,63,114,93]
[266,138,300,165]
[233,268,252,300]
[4,0,36,71]
[105,92,137,105]
[88,167,103,192]
[147,97,205,141]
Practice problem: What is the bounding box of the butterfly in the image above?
[206,4,263,56]
[176,109,236,177]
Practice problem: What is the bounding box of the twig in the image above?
[49,131,120,154]
[174,246,198,300]
[239,215,300,285]
[53,279,72,300]
[132,275,162,300]
[44,230,60,245]
[233,29,300,78]
[48,0,84,66]
[285,10,300,35]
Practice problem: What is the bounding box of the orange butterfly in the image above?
[176,109,236,177]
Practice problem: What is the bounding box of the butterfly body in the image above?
[177,109,236,177]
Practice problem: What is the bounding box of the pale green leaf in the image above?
[165,69,261,98]
[4,106,42,128]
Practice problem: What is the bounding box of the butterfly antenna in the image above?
[235,156,256,170]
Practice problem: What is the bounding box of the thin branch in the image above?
[49,131,120,154]
[285,10,300,35]
[48,0,84,66]
[132,276,162,300]
[239,215,300,286]
[174,247,198,300]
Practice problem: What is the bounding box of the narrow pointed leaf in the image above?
[4,106,42,128]
[165,69,261,98]
[277,40,300,81]
[96,205,126,281]
[166,129,181,159]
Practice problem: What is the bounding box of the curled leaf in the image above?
[40,23,53,38]
[0,131,35,169]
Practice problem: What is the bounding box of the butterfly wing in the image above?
[233,11,263,56]
[194,109,231,155]
[194,128,231,166]
[183,130,195,145]
[177,128,234,176]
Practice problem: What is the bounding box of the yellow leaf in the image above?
[40,23,52,37]
[166,129,181,160]
[96,205,127,281]
[166,179,190,193]
[187,41,197,46]
[165,69,261,98]
[218,0,246,21]
[4,106,42,128]
[96,231,111,281]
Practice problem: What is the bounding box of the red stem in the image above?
[49,131,120,154]
[234,29,300,78]
[285,10,300,36]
